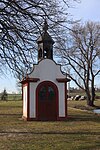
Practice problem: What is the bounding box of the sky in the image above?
[69,0,100,22]
[0,0,100,93]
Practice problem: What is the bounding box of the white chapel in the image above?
[21,20,70,121]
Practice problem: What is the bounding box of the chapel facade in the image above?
[21,20,70,121]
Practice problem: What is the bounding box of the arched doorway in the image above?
[36,81,58,121]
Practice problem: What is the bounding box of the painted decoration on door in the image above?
[36,81,58,121]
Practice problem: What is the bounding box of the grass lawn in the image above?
[0,100,100,150]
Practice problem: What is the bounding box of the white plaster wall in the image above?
[28,59,66,118]
[30,82,37,118]
[29,59,65,81]
[58,83,65,117]
[29,80,66,118]
[23,86,27,117]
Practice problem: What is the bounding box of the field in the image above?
[69,90,100,97]
[0,93,22,101]
[0,99,100,150]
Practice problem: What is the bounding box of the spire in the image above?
[37,20,55,62]
[43,19,48,32]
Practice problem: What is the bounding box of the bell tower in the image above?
[37,20,55,62]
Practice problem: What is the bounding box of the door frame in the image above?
[36,81,59,120]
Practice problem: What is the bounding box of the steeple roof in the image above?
[37,20,54,44]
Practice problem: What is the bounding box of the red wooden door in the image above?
[36,81,58,121]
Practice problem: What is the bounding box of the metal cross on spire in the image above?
[43,19,48,32]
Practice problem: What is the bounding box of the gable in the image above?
[29,59,66,80]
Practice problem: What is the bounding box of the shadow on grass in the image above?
[0,114,22,116]
[0,106,22,108]
[68,115,100,123]
[0,131,100,135]
[0,113,99,122]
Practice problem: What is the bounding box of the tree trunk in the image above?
[91,76,95,106]
[86,91,91,106]
[87,99,94,106]
[85,89,94,107]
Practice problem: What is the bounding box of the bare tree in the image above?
[58,21,100,106]
[1,89,8,101]
[0,0,79,78]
